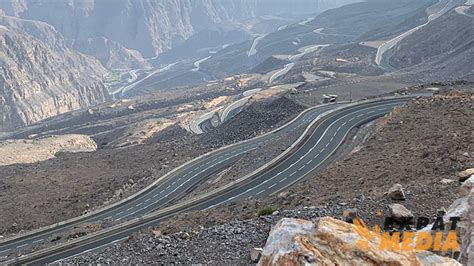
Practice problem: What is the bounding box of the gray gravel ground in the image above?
[61,197,392,265]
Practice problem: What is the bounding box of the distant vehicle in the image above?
[322,94,338,103]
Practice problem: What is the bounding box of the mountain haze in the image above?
[1,0,358,63]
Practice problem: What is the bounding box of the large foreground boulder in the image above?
[259,217,460,265]
[459,169,474,182]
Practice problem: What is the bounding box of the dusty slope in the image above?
[388,9,474,80]
[0,135,97,166]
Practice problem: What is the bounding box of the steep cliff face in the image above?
[1,0,358,60]
[0,15,110,131]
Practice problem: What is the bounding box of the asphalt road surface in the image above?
[4,97,410,265]
[0,103,340,260]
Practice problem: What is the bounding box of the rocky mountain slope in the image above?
[388,8,474,80]
[71,37,150,70]
[0,0,358,68]
[193,0,434,75]
[0,14,110,131]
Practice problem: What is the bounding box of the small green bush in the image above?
[258,206,277,216]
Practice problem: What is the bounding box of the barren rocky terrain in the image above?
[388,9,474,80]
[63,89,473,264]
[0,0,472,264]
[0,92,305,236]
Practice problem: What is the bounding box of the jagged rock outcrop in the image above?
[0,14,110,131]
[259,217,461,265]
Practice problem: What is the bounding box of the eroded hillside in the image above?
[0,15,110,131]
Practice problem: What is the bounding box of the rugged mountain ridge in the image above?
[0,0,357,65]
[0,15,110,132]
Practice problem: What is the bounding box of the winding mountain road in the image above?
[248,35,265,57]
[2,97,413,265]
[0,103,341,261]
[375,0,460,68]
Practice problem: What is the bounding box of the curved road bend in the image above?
[203,99,407,208]
[7,98,410,265]
[0,103,340,258]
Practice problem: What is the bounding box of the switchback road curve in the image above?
[5,97,412,265]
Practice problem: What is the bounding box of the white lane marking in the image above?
[256,190,266,195]
[279,177,288,183]
[126,207,133,211]
[145,198,151,203]
[306,159,313,165]
[163,102,401,212]
[116,211,124,216]
[0,248,12,253]
[289,171,297,177]
[136,203,142,207]
[32,239,44,244]
[298,165,305,171]
[209,102,401,207]
[160,149,258,199]
[16,244,28,248]
[153,194,159,198]
[269,183,277,189]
